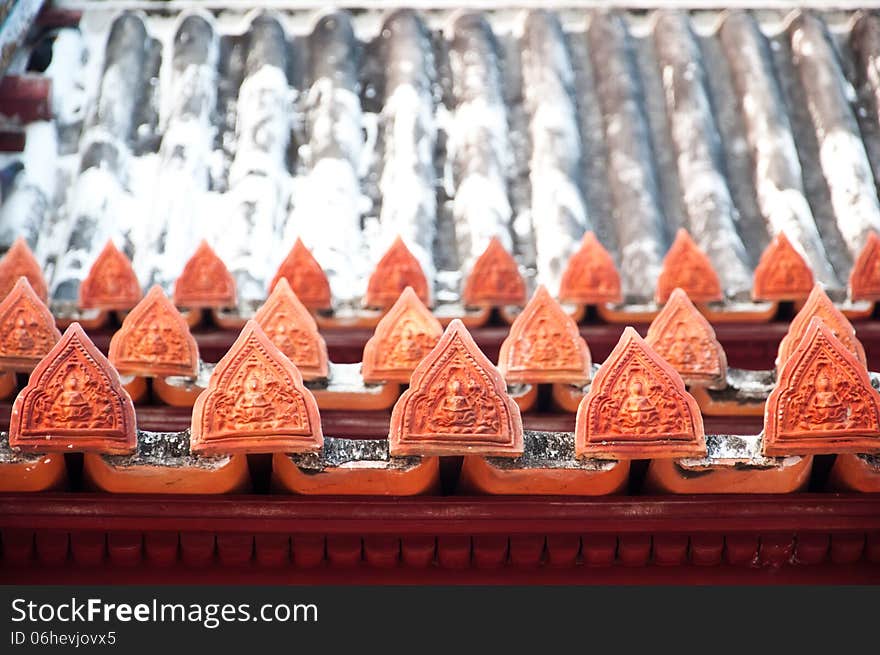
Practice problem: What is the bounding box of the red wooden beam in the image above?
[0,74,50,122]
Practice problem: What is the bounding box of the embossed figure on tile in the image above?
[618,375,660,430]
[267,316,316,364]
[763,317,880,456]
[519,317,574,369]
[667,320,698,368]
[752,232,814,300]
[559,231,624,304]
[388,318,432,366]
[365,237,429,308]
[79,241,142,309]
[55,373,92,423]
[271,238,332,310]
[429,374,478,432]
[362,287,443,383]
[174,241,236,308]
[0,238,48,301]
[191,320,322,455]
[777,285,866,368]
[656,229,722,303]
[850,232,880,300]
[389,319,522,456]
[525,318,558,365]
[806,367,848,428]
[9,313,34,353]
[10,323,136,454]
[233,369,277,428]
[253,279,327,379]
[463,237,526,307]
[0,278,60,370]
[576,326,706,460]
[139,323,168,360]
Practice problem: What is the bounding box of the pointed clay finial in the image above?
[364,236,430,309]
[270,238,332,311]
[498,285,592,385]
[558,232,623,305]
[253,278,328,380]
[0,237,48,302]
[776,284,866,369]
[389,319,523,457]
[752,232,814,301]
[361,286,443,384]
[9,323,137,454]
[0,277,61,372]
[109,285,200,378]
[462,237,527,308]
[645,288,727,387]
[191,320,323,455]
[575,326,706,460]
[849,231,880,302]
[79,240,143,310]
[173,240,237,309]
[763,317,880,456]
[655,229,722,304]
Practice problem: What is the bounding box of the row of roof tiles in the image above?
[3,227,880,328]
[2,272,878,461]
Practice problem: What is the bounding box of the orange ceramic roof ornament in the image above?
[253,278,328,380]
[364,236,430,309]
[79,240,143,310]
[849,231,880,301]
[575,326,706,460]
[173,240,237,309]
[752,232,814,301]
[558,232,623,305]
[9,323,137,454]
[462,237,527,308]
[270,238,332,311]
[498,285,592,385]
[362,286,443,384]
[108,285,200,378]
[191,320,323,456]
[645,287,727,387]
[0,277,61,372]
[389,319,523,457]
[776,284,866,369]
[655,229,723,304]
[0,237,48,302]
[764,317,880,456]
